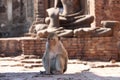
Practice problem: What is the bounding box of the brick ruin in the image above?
[0,0,34,37]
[0,0,120,61]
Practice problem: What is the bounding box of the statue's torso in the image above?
[61,0,81,15]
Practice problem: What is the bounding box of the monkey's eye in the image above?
[50,38,54,40]
[48,38,50,40]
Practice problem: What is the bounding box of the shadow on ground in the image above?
[0,71,120,80]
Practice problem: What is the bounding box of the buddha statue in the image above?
[35,0,95,38]
[30,0,113,38]
[36,8,73,38]
[54,0,94,29]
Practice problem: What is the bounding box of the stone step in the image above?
[0,60,43,68]
[90,63,120,68]
[21,59,42,64]
[68,60,88,65]
[24,63,43,68]
[22,55,40,59]
[0,61,23,67]
[0,57,19,61]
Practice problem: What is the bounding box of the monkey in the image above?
[41,33,68,75]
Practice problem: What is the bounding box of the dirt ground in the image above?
[0,56,120,80]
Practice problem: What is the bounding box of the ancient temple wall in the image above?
[0,0,120,61]
[7,0,13,23]
[0,36,118,61]
[1,23,120,61]
[33,0,47,24]
[0,0,35,37]
[25,0,34,31]
[0,0,8,24]
[89,0,96,28]
[21,21,120,61]
[0,0,34,24]
[0,0,25,24]
[20,37,118,61]
[95,0,120,27]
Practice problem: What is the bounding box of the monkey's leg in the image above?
[42,56,51,75]
[52,55,65,74]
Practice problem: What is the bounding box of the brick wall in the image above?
[0,21,120,61]
[0,35,119,61]
[95,0,120,27]
[0,21,119,61]
[34,0,47,24]
[21,38,46,57]
[0,0,120,61]
[0,38,22,56]
[20,37,118,61]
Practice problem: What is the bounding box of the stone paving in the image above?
[0,56,120,80]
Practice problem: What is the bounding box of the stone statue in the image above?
[54,0,83,15]
[54,0,74,15]
[29,0,115,38]
[54,0,94,29]
[36,8,73,38]
[35,0,95,38]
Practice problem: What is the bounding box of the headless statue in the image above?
[54,0,94,28]
[54,0,74,15]
[54,0,82,15]
[46,8,60,32]
[31,0,112,38]
[36,8,73,38]
[46,8,73,37]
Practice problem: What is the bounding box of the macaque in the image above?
[42,33,68,75]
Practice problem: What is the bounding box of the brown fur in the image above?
[42,33,68,75]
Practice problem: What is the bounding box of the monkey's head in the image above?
[47,33,60,46]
